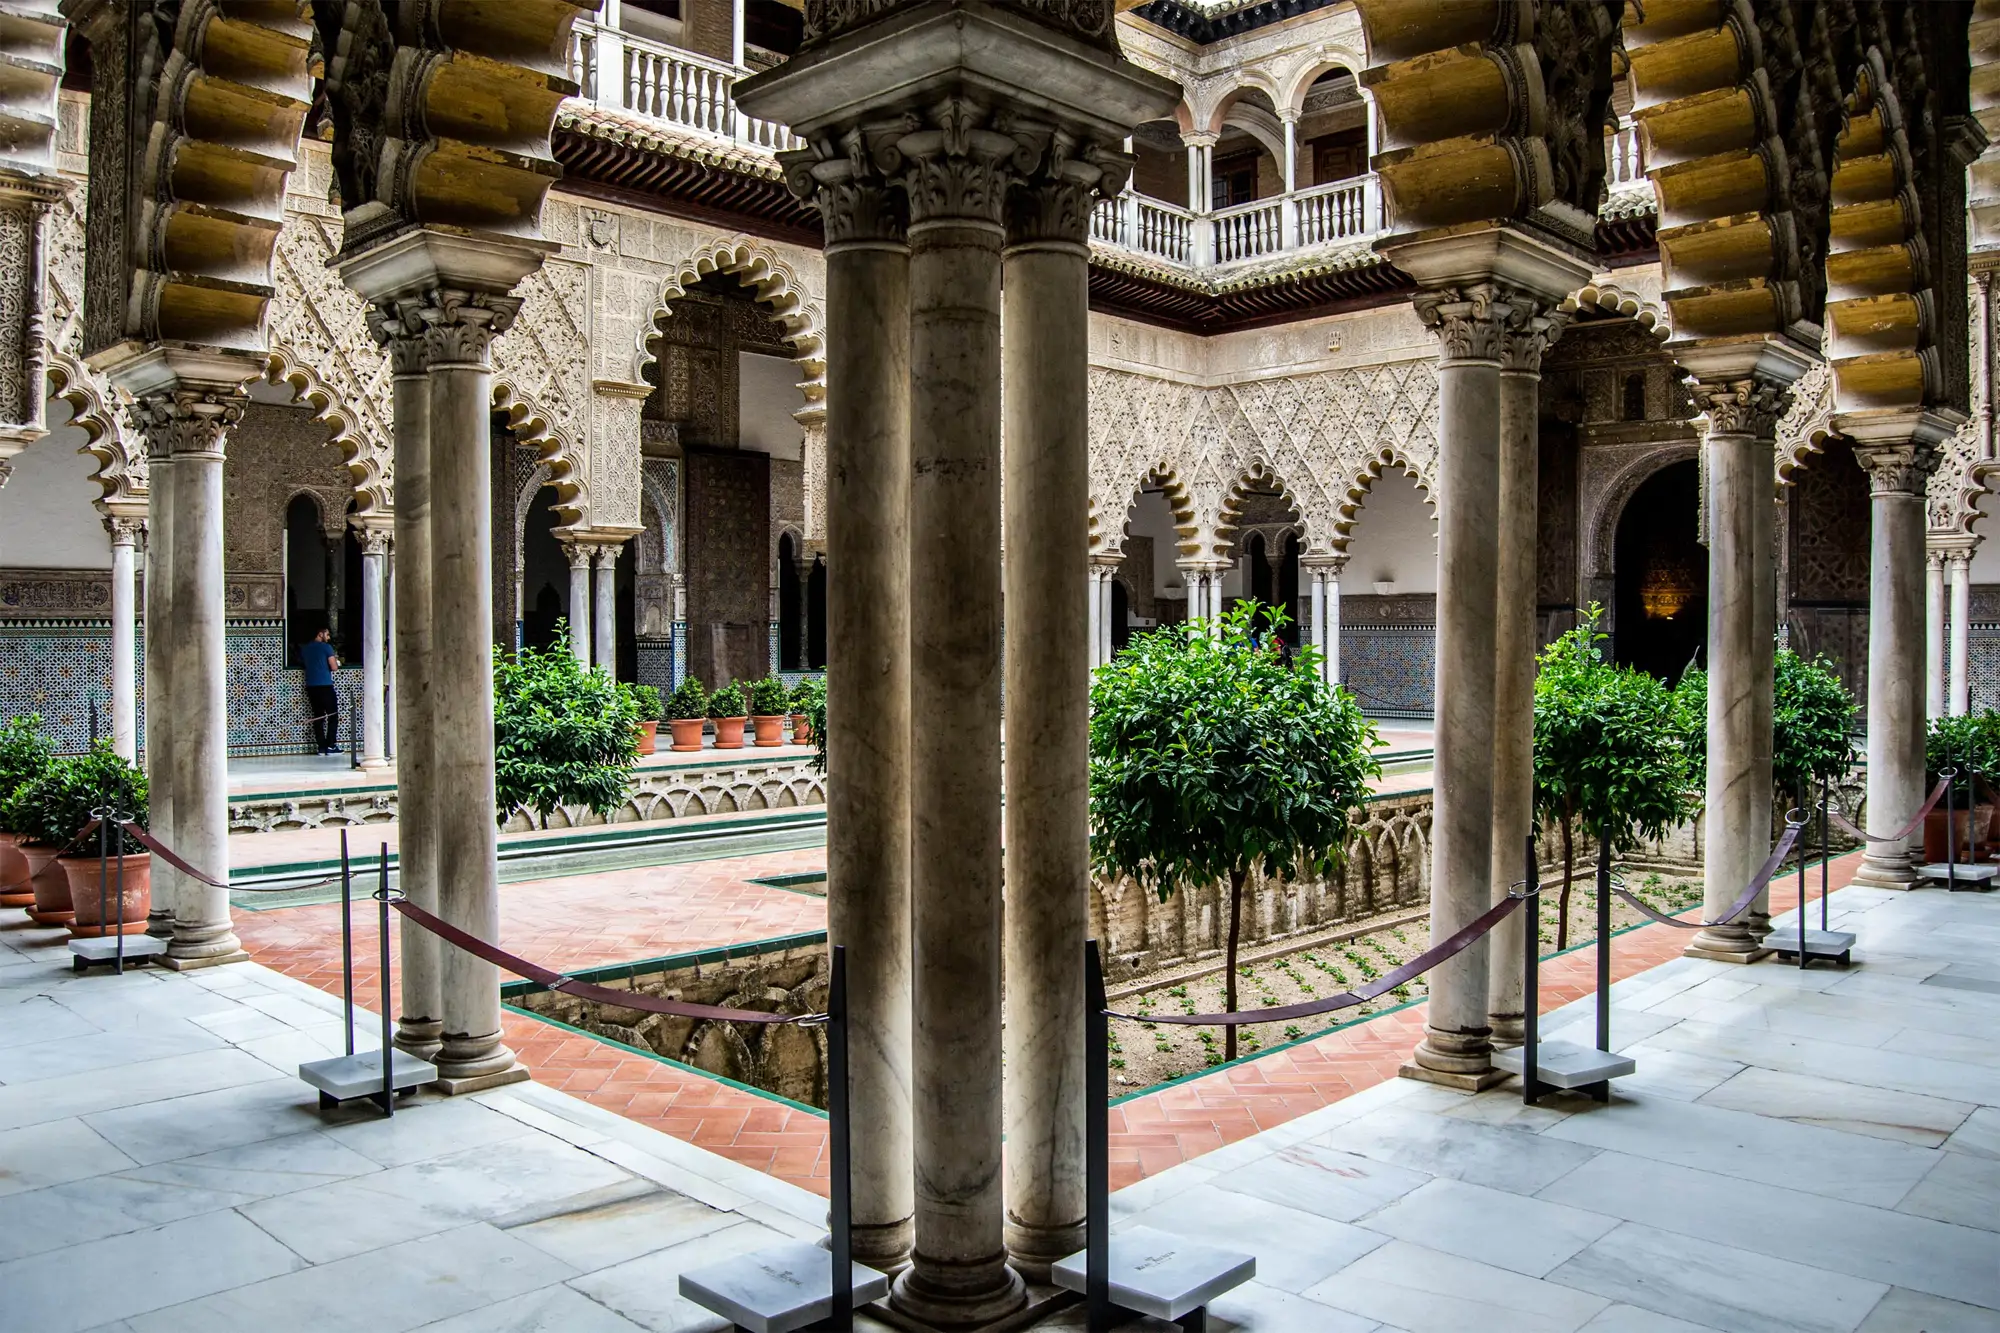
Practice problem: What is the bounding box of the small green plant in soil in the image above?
[665,676,708,721]
[493,628,639,829]
[707,681,747,719]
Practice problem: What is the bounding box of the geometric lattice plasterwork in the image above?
[494,257,592,524]
[1088,360,1439,560]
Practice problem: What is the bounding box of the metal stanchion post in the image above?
[1085,939,1111,1333]
[348,697,360,770]
[1946,767,1958,892]
[95,807,109,969]
[377,843,393,1117]
[340,829,354,1057]
[1819,778,1831,931]
[113,812,125,973]
[1522,834,1540,1107]
[1796,794,1808,970]
[1595,837,1611,1062]
[827,945,852,1331]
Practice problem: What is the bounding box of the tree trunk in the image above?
[1558,812,1575,952]
[1224,866,1246,1061]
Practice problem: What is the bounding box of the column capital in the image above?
[1929,548,1948,570]
[130,389,245,462]
[104,513,145,546]
[1689,376,1795,440]
[1948,549,1973,572]
[366,300,431,376]
[1851,440,1942,496]
[1005,137,1130,250]
[593,544,619,571]
[780,134,909,248]
[896,98,1029,229]
[1411,281,1567,368]
[356,527,392,558]
[1498,302,1573,376]
[563,541,594,571]
[1301,553,1349,574]
[1180,130,1218,149]
[419,289,522,367]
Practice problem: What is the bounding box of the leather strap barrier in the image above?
[1608,818,1803,931]
[1827,777,1948,844]
[391,895,821,1026]
[1107,889,1524,1028]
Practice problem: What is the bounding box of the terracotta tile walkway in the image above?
[236,830,1856,1201]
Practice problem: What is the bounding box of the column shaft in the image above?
[109,523,138,761]
[1326,565,1341,685]
[1404,305,1502,1087]
[1950,555,1971,716]
[386,336,442,1057]
[1002,226,1090,1278]
[1928,552,1947,718]
[145,460,175,937]
[1488,357,1541,1044]
[426,307,525,1091]
[824,233,914,1273]
[567,547,592,663]
[1308,569,1325,670]
[594,547,617,675]
[895,195,1023,1322]
[359,534,388,768]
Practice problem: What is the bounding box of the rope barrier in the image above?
[1106,887,1526,1028]
[1827,776,1948,844]
[1607,814,1804,931]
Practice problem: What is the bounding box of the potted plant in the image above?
[708,681,748,750]
[790,677,821,745]
[1090,602,1379,1060]
[665,676,709,751]
[1925,713,1988,862]
[493,631,641,829]
[38,743,150,938]
[1772,647,1857,849]
[749,676,790,748]
[629,684,662,757]
[4,756,75,922]
[0,713,54,908]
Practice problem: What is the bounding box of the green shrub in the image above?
[493,627,640,829]
[629,684,663,722]
[708,681,747,719]
[789,677,820,714]
[665,676,708,721]
[8,742,148,853]
[793,677,827,773]
[0,714,56,825]
[749,676,790,717]
[1773,648,1858,802]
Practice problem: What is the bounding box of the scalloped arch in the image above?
[1095,464,1200,560]
[1332,449,1437,552]
[493,377,589,528]
[1559,282,1671,342]
[636,238,827,389]
[1213,459,1308,559]
[52,349,137,507]
[265,342,391,518]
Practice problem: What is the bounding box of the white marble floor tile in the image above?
[1697,1066,1974,1147]
[1673,995,1904,1050]
[566,1219,790,1333]
[1302,1238,1610,1333]
[1324,1104,1602,1196]
[1945,1106,2000,1160]
[122,1128,381,1202]
[1540,1150,2000,1312]
[412,1284,650,1332]
[83,1077,327,1165]
[320,1094,539,1169]
[1547,1221,1887,1333]
[1124,1181,1389,1293]
[1607,1044,1745,1102]
[0,1209,305,1333]
[0,1022,225,1085]
[1358,1178,1619,1276]
[1643,1020,2000,1107]
[1896,1150,2000,1233]
[0,995,104,1049]
[126,1222,577,1333]
[1579,1304,1723,1332]
[504,1187,740,1273]
[0,1168,263,1264]
[1202,1281,1385,1333]
[0,1115,136,1197]
[1856,1288,2000,1333]
[1208,1137,1431,1222]
[0,1049,281,1133]
[185,1008,295,1044]
[1887,1027,2000,1072]
[1543,1091,1940,1206]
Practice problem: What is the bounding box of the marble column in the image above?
[593,544,617,676]
[1928,549,1947,718]
[891,105,1025,1327]
[372,308,441,1057]
[1307,556,1344,685]
[1489,303,1565,1045]
[792,151,914,1274]
[384,549,396,759]
[1307,565,1325,664]
[140,390,248,970]
[1002,159,1107,1279]
[1950,551,1972,717]
[1086,567,1102,667]
[1852,429,1945,891]
[566,543,592,663]
[107,515,140,762]
[1399,284,1507,1087]
[144,454,175,938]
[1681,364,1800,954]
[358,527,390,769]
[423,288,528,1092]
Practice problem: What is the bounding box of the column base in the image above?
[430,1061,530,1096]
[395,1017,445,1062]
[1003,1219,1083,1284]
[1488,1013,1525,1048]
[1849,851,1922,892]
[1400,1025,1502,1090]
[890,1254,1026,1330]
[357,757,392,772]
[145,910,173,940]
[868,1280,1067,1333]
[1681,937,1773,965]
[852,1218,916,1278]
[158,948,251,972]
[1398,1060,1511,1092]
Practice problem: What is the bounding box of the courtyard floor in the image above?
[3,862,1996,1330]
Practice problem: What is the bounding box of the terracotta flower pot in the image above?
[792,714,812,745]
[0,832,32,908]
[751,715,786,747]
[711,716,747,750]
[1924,807,1988,863]
[23,844,73,924]
[669,718,707,752]
[635,720,658,757]
[63,852,151,937]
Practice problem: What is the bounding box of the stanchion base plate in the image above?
[1765,929,1855,965]
[1917,863,1998,887]
[68,935,167,970]
[677,1239,888,1333]
[1052,1225,1255,1324]
[300,1049,437,1104]
[1494,1040,1636,1091]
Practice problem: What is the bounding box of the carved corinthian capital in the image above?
[366,299,431,377]
[1498,302,1572,376]
[1851,441,1942,496]
[418,289,522,367]
[896,99,1032,228]
[1691,377,1794,440]
[1411,284,1515,364]
[780,133,907,247]
[130,390,246,461]
[1005,134,1130,248]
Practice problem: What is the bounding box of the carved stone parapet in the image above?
[1691,377,1795,440]
[1852,441,1942,497]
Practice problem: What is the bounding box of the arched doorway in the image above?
[520,485,570,654]
[1613,460,1706,681]
[284,494,360,663]
[778,532,804,670]
[1111,578,1130,652]
[806,557,827,670]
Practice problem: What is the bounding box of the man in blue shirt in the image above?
[301,628,342,754]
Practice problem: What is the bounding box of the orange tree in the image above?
[1088,602,1379,1060]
